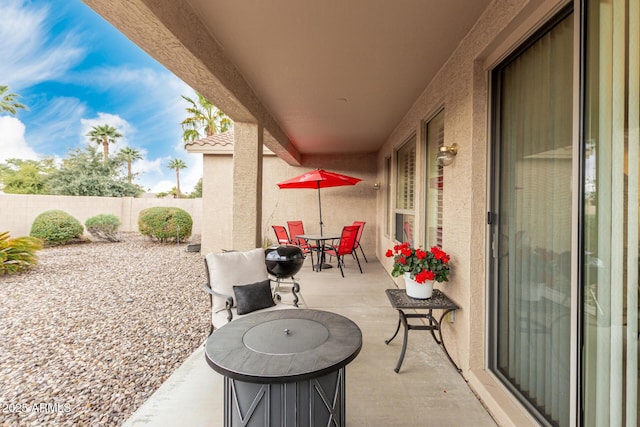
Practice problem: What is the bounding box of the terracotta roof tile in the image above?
[184,131,234,148]
[184,131,275,155]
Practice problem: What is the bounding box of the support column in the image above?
[232,122,263,250]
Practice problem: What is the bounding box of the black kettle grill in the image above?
[265,245,305,278]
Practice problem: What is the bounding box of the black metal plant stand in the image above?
[385,288,460,373]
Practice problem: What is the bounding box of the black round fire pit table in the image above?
[205,309,362,427]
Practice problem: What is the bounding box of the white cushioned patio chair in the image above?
[203,248,300,333]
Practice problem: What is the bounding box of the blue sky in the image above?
[0,0,203,193]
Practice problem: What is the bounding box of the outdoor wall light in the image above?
[436,143,459,166]
[373,182,380,190]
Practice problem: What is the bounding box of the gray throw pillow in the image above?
[233,279,276,315]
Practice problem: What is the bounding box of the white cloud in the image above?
[134,157,163,176]
[0,0,84,90]
[0,116,40,162]
[149,180,174,194]
[136,153,202,194]
[26,96,87,152]
[68,65,194,124]
[71,66,181,92]
[80,113,134,153]
[134,155,170,193]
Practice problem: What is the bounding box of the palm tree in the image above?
[86,124,123,163]
[117,147,143,184]
[181,92,233,142]
[0,85,27,115]
[168,158,187,197]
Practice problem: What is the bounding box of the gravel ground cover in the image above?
[0,233,209,426]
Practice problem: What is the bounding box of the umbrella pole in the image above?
[317,182,323,236]
[317,182,333,270]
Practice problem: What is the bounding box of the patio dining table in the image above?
[297,232,341,271]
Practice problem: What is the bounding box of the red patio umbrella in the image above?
[277,169,362,235]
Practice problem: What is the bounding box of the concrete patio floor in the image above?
[123,255,497,427]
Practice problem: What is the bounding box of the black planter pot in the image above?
[265,245,305,278]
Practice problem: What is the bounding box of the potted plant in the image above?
[385,242,451,299]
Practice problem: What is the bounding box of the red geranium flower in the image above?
[414,270,428,283]
[386,242,451,283]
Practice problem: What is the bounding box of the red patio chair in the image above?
[403,221,414,247]
[287,220,318,251]
[285,221,316,270]
[324,225,362,277]
[272,225,292,245]
[287,221,307,245]
[352,221,368,263]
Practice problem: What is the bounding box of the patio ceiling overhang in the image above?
[82,0,492,161]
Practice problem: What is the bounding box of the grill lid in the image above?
[265,245,305,278]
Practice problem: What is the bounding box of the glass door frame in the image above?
[486,2,582,425]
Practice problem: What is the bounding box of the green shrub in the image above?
[85,214,121,242]
[138,207,192,243]
[0,231,43,275]
[30,210,84,245]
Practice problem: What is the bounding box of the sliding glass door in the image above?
[489,1,640,424]
[583,0,639,425]
[490,8,574,426]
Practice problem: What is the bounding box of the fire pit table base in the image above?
[224,369,346,426]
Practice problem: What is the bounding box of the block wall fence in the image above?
[0,194,203,239]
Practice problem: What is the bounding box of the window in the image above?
[395,136,416,245]
[490,8,573,426]
[425,110,444,247]
[385,156,391,236]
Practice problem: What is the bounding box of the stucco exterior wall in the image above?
[375,0,569,425]
[201,151,378,257]
[1,194,202,239]
[201,153,234,254]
